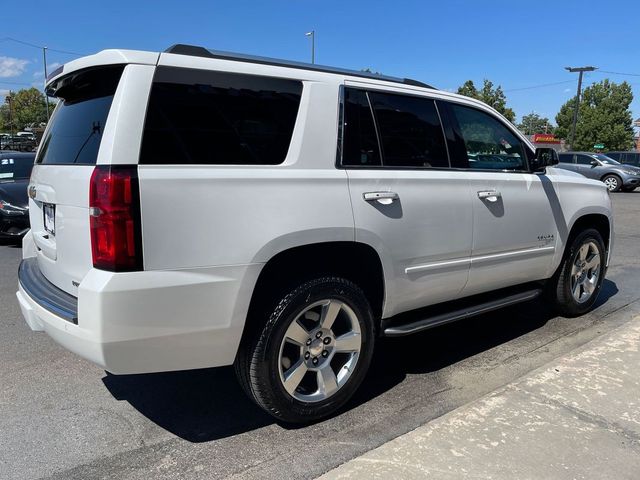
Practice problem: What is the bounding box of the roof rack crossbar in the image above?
[164,44,435,90]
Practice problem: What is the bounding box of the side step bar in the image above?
[383,288,542,337]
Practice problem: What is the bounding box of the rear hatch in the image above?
[29,66,125,296]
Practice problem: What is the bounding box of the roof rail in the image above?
[164,44,435,90]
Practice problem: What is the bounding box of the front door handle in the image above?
[363,191,399,205]
[477,190,501,202]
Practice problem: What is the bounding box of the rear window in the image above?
[139,67,303,165]
[0,155,34,179]
[37,65,124,165]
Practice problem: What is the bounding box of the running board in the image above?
[383,288,543,337]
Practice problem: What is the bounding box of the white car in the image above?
[17,45,613,423]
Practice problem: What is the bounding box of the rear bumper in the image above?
[17,254,263,374]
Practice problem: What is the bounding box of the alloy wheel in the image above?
[570,241,601,304]
[278,299,362,403]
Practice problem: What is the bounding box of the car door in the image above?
[342,85,473,316]
[441,101,558,296]
[574,153,601,179]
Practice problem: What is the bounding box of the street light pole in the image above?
[305,30,315,64]
[42,46,50,120]
[565,66,597,150]
[7,91,13,137]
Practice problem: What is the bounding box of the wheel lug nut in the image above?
[304,352,310,359]
[316,331,323,338]
[323,337,331,345]
[322,350,328,357]
[306,339,312,346]
[312,358,318,365]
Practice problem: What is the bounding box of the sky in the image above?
[0,0,639,126]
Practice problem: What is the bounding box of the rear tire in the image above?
[602,174,622,192]
[235,276,375,423]
[547,228,606,317]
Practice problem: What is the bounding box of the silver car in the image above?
[557,152,640,192]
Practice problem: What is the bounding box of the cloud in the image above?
[564,88,572,93]
[0,56,29,78]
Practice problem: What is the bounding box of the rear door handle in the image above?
[363,191,399,205]
[477,190,501,202]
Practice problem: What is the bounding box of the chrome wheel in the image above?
[570,241,601,304]
[604,176,619,191]
[278,299,362,403]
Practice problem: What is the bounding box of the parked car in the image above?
[557,152,640,192]
[0,136,37,152]
[606,151,640,167]
[16,45,613,423]
[16,131,36,140]
[0,152,34,239]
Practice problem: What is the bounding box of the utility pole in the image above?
[565,66,597,150]
[42,46,50,120]
[305,30,315,64]
[6,91,13,137]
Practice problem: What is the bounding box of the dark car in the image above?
[606,151,640,167]
[0,152,35,239]
[557,152,640,192]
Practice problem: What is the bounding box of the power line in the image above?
[597,70,640,77]
[0,37,84,56]
[504,79,575,92]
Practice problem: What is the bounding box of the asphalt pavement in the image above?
[2,192,640,480]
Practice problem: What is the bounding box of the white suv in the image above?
[17,45,613,423]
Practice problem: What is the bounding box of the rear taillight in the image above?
[89,165,142,272]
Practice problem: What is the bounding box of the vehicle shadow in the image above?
[102,279,618,442]
[102,366,274,442]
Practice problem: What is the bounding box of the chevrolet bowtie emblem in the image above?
[28,185,36,199]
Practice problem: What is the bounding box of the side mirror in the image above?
[531,148,559,172]
[590,160,598,167]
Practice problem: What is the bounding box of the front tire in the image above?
[602,174,622,192]
[235,277,375,423]
[548,228,606,317]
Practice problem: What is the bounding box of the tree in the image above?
[456,79,515,122]
[555,79,634,151]
[0,88,49,132]
[518,112,554,135]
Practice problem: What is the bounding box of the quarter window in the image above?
[558,154,574,163]
[140,67,302,165]
[449,104,527,171]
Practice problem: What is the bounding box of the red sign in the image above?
[532,134,561,144]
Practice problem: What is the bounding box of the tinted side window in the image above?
[368,92,448,168]
[140,67,302,165]
[576,154,594,165]
[606,152,620,161]
[341,89,381,166]
[449,103,527,171]
[558,154,573,163]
